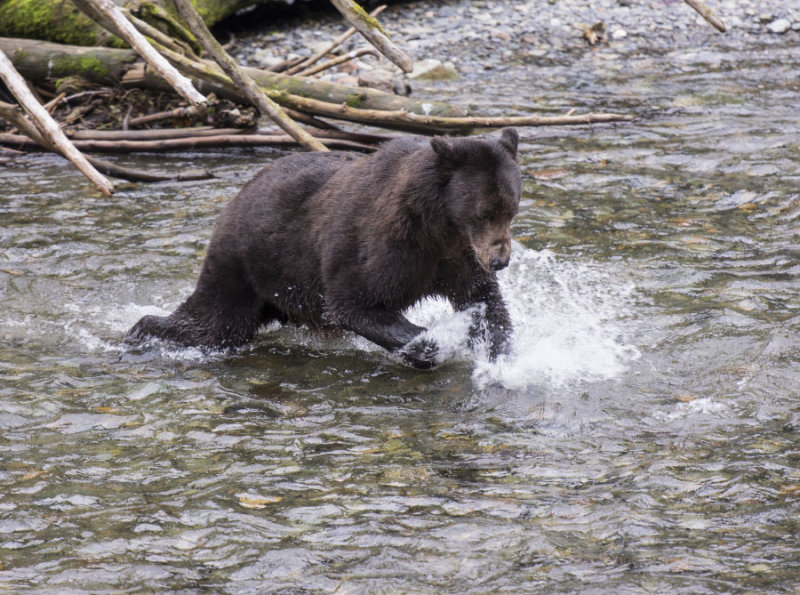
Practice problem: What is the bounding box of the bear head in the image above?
[431,128,521,272]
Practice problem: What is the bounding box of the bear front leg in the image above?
[335,308,438,369]
[460,279,513,361]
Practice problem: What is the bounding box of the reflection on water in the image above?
[2,26,800,595]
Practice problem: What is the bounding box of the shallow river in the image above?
[2,16,800,594]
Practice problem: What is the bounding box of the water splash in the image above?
[90,247,638,379]
[412,246,641,390]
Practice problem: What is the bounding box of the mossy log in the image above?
[0,36,138,86]
[0,0,122,47]
[0,0,269,47]
[0,37,468,118]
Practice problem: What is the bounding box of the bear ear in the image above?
[499,127,519,159]
[430,136,455,160]
[430,136,459,179]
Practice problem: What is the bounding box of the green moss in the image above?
[154,0,253,30]
[269,89,290,105]
[345,93,364,108]
[0,0,112,46]
[348,1,389,37]
[191,0,233,27]
[0,0,238,48]
[52,54,112,81]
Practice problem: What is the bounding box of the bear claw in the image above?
[400,337,439,369]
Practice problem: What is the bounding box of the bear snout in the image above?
[488,236,511,271]
[489,255,510,271]
[470,227,512,273]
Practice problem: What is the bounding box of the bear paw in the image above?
[400,337,439,369]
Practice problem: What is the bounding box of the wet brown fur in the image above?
[127,128,522,367]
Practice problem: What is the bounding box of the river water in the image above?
[2,13,800,594]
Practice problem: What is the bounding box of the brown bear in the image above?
[127,128,521,368]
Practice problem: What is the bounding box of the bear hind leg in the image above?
[127,285,265,350]
[126,314,179,345]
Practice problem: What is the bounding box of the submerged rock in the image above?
[408,58,458,81]
[358,68,412,95]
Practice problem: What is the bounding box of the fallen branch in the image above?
[66,126,249,140]
[0,99,207,182]
[126,105,203,128]
[74,0,206,107]
[682,0,726,32]
[173,0,327,151]
[296,48,378,77]
[283,108,340,130]
[283,94,635,132]
[0,54,114,195]
[329,0,413,73]
[0,131,375,152]
[0,37,467,118]
[287,4,387,75]
[85,155,212,181]
[62,126,392,145]
[43,92,66,114]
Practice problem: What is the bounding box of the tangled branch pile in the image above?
[0,0,724,194]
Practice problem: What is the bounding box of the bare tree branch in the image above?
[283,93,635,132]
[329,0,413,73]
[75,0,207,106]
[1,131,375,153]
[682,0,726,32]
[296,48,378,77]
[0,54,114,195]
[287,4,387,75]
[172,0,328,152]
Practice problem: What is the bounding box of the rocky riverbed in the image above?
[231,0,800,92]
[4,1,800,592]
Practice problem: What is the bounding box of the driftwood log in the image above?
[0,130,377,152]
[0,37,467,119]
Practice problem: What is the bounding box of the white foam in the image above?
[403,298,474,364]
[650,397,732,423]
[105,302,173,334]
[409,246,640,390]
[72,247,639,380]
[67,300,222,362]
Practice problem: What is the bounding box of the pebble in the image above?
[251,48,282,69]
[767,18,792,34]
[232,0,798,95]
[358,69,411,96]
[491,29,512,42]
